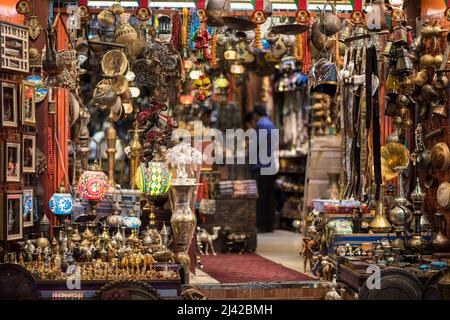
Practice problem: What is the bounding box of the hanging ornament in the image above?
[78,0,89,18]
[192,75,212,102]
[350,0,365,25]
[195,0,208,24]
[251,0,267,49]
[294,33,303,61]
[136,0,151,21]
[28,15,42,40]
[16,0,31,14]
[295,0,310,24]
[192,27,212,63]
[211,28,217,68]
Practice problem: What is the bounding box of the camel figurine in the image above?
[300,237,316,273]
[198,226,221,255]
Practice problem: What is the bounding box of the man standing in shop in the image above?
[251,105,277,233]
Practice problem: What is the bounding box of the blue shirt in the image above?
[251,116,277,172]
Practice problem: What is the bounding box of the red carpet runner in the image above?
[200,253,314,283]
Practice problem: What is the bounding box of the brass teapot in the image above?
[42,25,64,77]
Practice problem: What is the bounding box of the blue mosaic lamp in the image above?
[49,180,75,224]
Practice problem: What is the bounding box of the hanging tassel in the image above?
[254,24,262,49]
[295,33,303,61]
[47,118,55,177]
[211,28,217,68]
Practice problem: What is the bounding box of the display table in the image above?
[36,278,182,300]
[331,254,442,291]
[200,195,258,252]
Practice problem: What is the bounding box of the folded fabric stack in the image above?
[218,181,234,196]
[233,180,258,196]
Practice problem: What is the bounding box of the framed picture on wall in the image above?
[22,189,34,228]
[1,81,18,128]
[5,142,20,182]
[0,21,29,73]
[6,192,23,241]
[21,81,35,126]
[22,134,35,173]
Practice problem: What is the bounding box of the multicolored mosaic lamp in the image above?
[49,180,75,225]
[78,160,110,218]
[135,161,172,229]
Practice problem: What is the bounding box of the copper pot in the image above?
[435,74,449,90]
[420,54,436,68]
[432,212,450,252]
[206,0,231,27]
[431,142,450,171]
[434,54,444,68]
[311,20,335,51]
[317,1,342,36]
[433,104,448,118]
[93,79,117,107]
[414,69,428,86]
[421,84,438,100]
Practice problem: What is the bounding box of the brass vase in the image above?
[432,212,450,253]
[388,167,412,231]
[169,184,197,266]
[409,178,427,258]
[370,185,392,233]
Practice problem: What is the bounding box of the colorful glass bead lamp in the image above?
[123,209,142,229]
[78,160,110,218]
[135,161,172,229]
[49,180,75,225]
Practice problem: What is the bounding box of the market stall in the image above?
[0,0,450,301]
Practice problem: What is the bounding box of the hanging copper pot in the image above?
[434,54,444,68]
[311,20,335,51]
[432,212,450,253]
[420,54,436,68]
[206,0,231,27]
[414,69,428,86]
[435,74,449,90]
[431,142,450,171]
[433,104,448,118]
[317,1,342,36]
[421,84,438,100]
[421,22,435,38]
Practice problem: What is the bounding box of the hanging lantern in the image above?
[224,43,238,61]
[49,181,75,224]
[214,73,229,89]
[79,161,110,201]
[251,0,272,49]
[135,162,172,197]
[230,62,245,75]
[180,94,195,106]
[123,209,142,229]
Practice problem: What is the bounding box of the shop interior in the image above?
[0,0,450,301]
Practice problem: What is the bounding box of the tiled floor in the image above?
[190,229,314,284]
